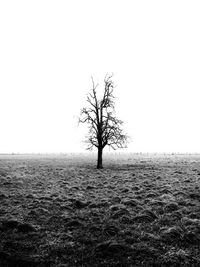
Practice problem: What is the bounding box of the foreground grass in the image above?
[0,153,200,266]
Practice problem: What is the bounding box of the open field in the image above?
[0,153,200,266]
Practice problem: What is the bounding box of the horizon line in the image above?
[1,152,200,155]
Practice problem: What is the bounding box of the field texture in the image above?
[0,154,200,266]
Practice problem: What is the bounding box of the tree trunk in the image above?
[97,147,103,169]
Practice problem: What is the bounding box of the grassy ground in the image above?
[0,153,200,266]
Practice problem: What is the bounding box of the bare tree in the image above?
[79,74,128,169]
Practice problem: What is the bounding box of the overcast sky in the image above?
[0,1,200,153]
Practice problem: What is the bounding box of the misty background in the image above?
[0,1,200,153]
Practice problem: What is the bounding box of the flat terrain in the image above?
[0,153,200,266]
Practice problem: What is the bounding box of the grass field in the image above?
[0,153,200,266]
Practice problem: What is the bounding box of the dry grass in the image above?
[0,153,200,266]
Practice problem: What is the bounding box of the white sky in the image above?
[0,1,200,153]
